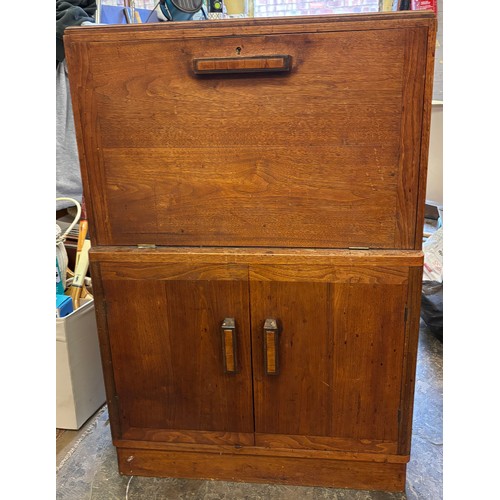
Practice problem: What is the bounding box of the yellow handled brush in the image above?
[74,219,88,269]
[69,239,91,310]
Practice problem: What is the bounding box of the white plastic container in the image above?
[56,298,106,429]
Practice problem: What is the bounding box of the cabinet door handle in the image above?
[264,318,280,376]
[221,318,238,374]
[193,55,291,75]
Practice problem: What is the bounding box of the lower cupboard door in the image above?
[250,264,410,455]
[101,266,254,446]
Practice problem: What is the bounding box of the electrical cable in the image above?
[56,197,82,244]
[56,197,82,291]
[56,224,69,289]
[145,0,162,22]
[125,475,134,499]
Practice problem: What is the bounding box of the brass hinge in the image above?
[137,244,156,249]
[348,246,370,250]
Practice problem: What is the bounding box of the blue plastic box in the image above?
[56,294,73,318]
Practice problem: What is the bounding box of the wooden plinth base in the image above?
[116,446,407,492]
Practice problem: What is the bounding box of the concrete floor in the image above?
[56,320,442,500]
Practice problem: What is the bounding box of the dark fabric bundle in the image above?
[57,1,97,63]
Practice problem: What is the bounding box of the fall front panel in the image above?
[71,24,427,249]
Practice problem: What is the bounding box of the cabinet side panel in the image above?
[394,27,429,248]
[64,40,111,246]
[414,21,437,248]
[398,265,424,454]
[88,259,122,439]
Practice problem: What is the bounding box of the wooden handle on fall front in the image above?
[221,318,238,374]
[193,55,291,75]
[264,318,280,376]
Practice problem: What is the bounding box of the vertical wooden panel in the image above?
[251,279,333,437]
[398,265,424,454]
[65,40,112,245]
[332,278,408,442]
[414,22,437,249]
[102,268,254,443]
[252,264,409,447]
[87,259,122,440]
[394,27,428,249]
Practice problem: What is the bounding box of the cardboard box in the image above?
[411,0,437,14]
[56,298,106,429]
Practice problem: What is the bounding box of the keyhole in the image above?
[236,47,242,55]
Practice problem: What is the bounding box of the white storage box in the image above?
[56,298,106,429]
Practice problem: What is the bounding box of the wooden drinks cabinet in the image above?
[64,10,436,492]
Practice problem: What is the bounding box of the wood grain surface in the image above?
[398,265,424,454]
[331,277,407,442]
[113,436,407,463]
[117,447,407,491]
[91,246,423,267]
[65,15,434,250]
[250,264,408,446]
[101,265,254,444]
[92,250,420,455]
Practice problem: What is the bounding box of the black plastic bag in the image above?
[421,281,443,342]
